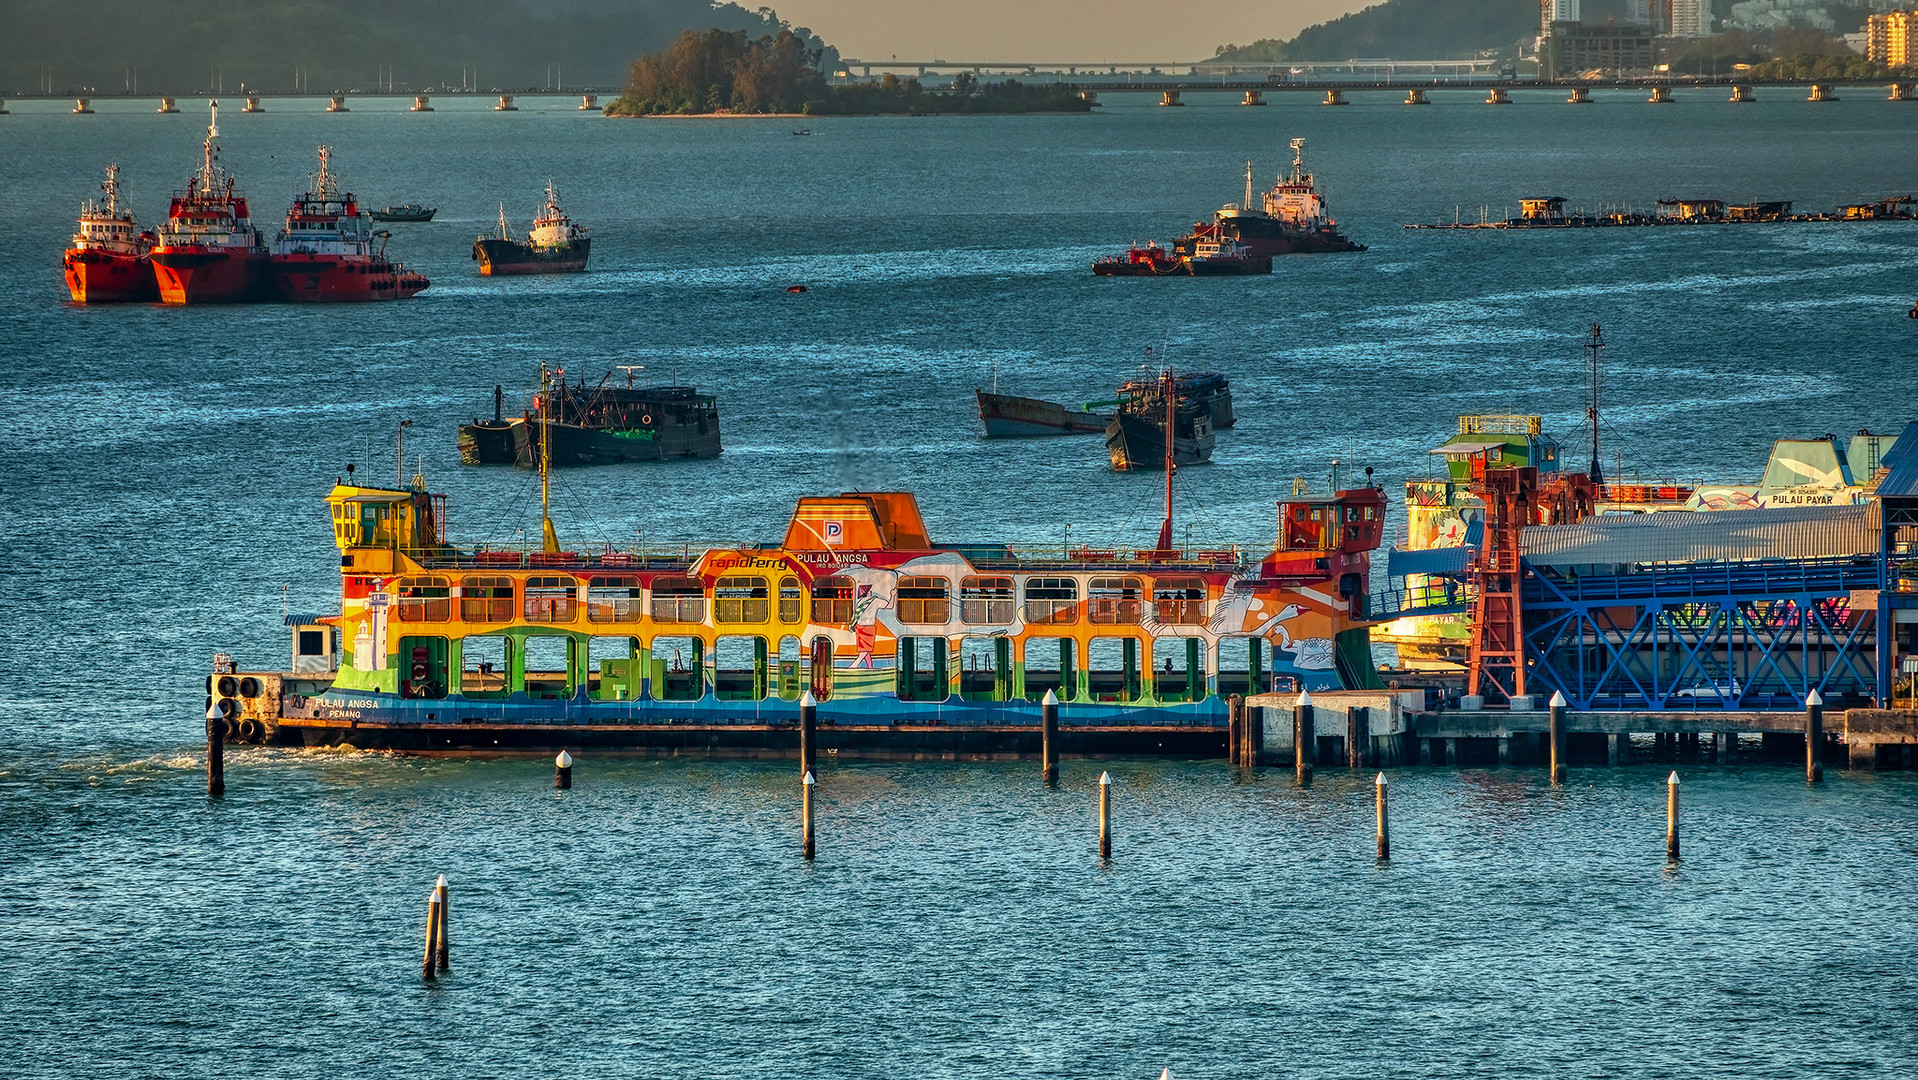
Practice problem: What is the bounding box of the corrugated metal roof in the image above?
[1522,505,1879,566]
[1873,422,1918,497]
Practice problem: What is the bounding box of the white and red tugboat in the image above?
[62,164,158,302]
[270,145,429,302]
[149,101,272,304]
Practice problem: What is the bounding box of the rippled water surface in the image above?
[2,93,1917,1076]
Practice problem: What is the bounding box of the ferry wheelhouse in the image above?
[270,145,429,302]
[210,482,1388,753]
[63,164,158,303]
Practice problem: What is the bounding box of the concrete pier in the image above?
[1730,84,1755,102]
[1241,90,1265,106]
[580,94,600,110]
[1808,83,1837,101]
[496,94,518,111]
[72,98,93,114]
[157,97,179,113]
[1485,87,1509,105]
[243,95,264,112]
[327,96,348,112]
[1159,90,1182,107]
[412,95,433,112]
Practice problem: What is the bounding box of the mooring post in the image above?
[1805,689,1824,782]
[1295,690,1315,786]
[1098,771,1112,860]
[1245,704,1264,766]
[205,703,225,799]
[422,885,442,982]
[1042,688,1060,783]
[1348,706,1366,768]
[1227,692,1244,768]
[799,690,818,778]
[1548,690,1567,785]
[802,769,816,859]
[554,749,573,789]
[434,874,449,972]
[1375,772,1390,860]
[1666,771,1681,860]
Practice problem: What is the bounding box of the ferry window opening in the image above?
[397,576,451,622]
[524,575,578,623]
[586,576,642,623]
[522,636,572,698]
[460,575,515,623]
[897,577,950,625]
[1024,577,1080,626]
[811,576,853,625]
[959,576,1015,624]
[715,575,771,624]
[1088,576,1144,625]
[650,576,705,624]
[1152,576,1207,625]
[714,635,768,700]
[778,576,803,623]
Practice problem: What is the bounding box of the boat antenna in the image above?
[539,363,559,554]
[1156,366,1176,553]
[1586,322,1605,486]
[396,418,413,486]
[617,364,643,387]
[1290,137,1305,182]
[102,163,120,216]
[1243,160,1253,212]
[497,203,509,240]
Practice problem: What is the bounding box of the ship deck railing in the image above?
[411,544,1252,573]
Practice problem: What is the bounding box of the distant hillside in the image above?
[1214,0,1538,63]
[0,0,835,96]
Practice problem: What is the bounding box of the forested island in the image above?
[0,0,830,95]
[605,30,1090,116]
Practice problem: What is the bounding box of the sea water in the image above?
[1,92,1916,1076]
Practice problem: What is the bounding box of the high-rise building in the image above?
[1543,0,1583,34]
[1669,0,1710,37]
[1626,0,1652,25]
[1867,11,1916,66]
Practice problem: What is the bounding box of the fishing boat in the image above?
[975,390,1111,437]
[62,164,158,303]
[204,457,1392,752]
[149,101,272,303]
[1091,229,1271,277]
[472,183,590,274]
[459,366,721,467]
[269,145,430,302]
[1106,370,1217,470]
[370,204,436,222]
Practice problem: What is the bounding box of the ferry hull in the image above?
[63,250,158,302]
[473,236,589,274]
[976,390,1109,437]
[150,249,271,303]
[271,256,429,302]
[270,715,1228,758]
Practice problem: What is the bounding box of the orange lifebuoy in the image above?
[639,413,653,425]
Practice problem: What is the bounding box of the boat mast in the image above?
[102,163,120,216]
[1243,161,1253,212]
[1586,323,1605,486]
[1156,367,1176,552]
[539,363,559,553]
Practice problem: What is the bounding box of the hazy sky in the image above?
[770,0,1368,63]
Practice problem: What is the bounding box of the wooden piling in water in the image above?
[205,704,225,799]
[554,750,573,789]
[1245,704,1263,767]
[1347,706,1366,768]
[1098,771,1111,860]
[1666,771,1681,860]
[1041,689,1060,783]
[1295,691,1315,786]
[1548,691,1567,785]
[422,887,442,981]
[1227,693,1244,767]
[1805,689,1824,782]
[1375,772,1389,860]
[434,874,449,972]
[799,690,818,778]
[802,770,815,859]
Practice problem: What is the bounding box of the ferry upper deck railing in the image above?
[408,542,1251,573]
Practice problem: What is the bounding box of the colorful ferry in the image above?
[207,479,1389,753]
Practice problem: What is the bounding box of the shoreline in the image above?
[606,110,1092,119]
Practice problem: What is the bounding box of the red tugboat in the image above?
[150,102,271,304]
[63,164,158,302]
[270,145,429,302]
[1092,227,1272,277]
